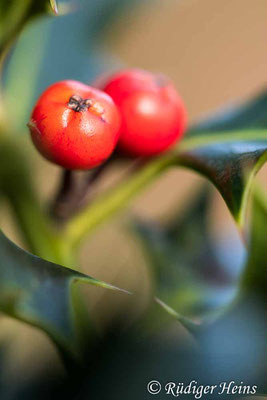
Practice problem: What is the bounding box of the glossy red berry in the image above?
[98,69,187,157]
[28,80,121,170]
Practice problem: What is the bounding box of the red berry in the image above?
[28,80,121,170]
[99,69,187,157]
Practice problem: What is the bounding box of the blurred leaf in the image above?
[197,190,267,388]
[56,318,266,400]
[0,0,56,54]
[0,0,30,52]
[0,229,126,360]
[134,189,239,318]
[189,91,267,135]
[4,20,50,132]
[241,189,267,297]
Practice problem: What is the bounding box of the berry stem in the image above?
[51,158,115,221]
[77,160,110,207]
[51,169,79,220]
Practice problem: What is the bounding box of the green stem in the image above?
[65,154,177,247]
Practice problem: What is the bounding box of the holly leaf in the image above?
[133,189,240,319]
[174,91,267,226]
[0,229,127,360]
[0,1,57,55]
[179,138,267,225]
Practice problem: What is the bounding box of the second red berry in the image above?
[98,69,187,157]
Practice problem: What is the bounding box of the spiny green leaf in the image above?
[179,136,267,225]
[155,297,202,336]
[0,230,127,359]
[177,92,267,225]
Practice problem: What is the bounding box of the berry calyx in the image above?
[98,69,187,157]
[67,95,105,117]
[28,80,121,170]
[67,95,93,112]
